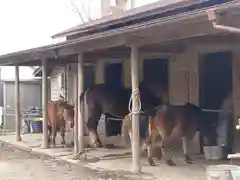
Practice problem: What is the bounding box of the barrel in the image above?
[206,165,240,180]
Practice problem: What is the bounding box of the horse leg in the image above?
[48,126,52,145]
[87,113,102,148]
[161,135,176,166]
[51,126,57,148]
[60,126,66,148]
[182,136,193,164]
[146,132,158,166]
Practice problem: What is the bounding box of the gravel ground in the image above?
[0,141,153,180]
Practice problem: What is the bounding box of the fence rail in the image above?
[202,109,232,113]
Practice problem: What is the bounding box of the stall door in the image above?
[105,63,123,87]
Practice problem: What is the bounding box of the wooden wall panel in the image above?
[169,54,189,105]
[169,50,199,105]
[95,60,105,84]
[188,51,199,105]
[123,59,131,88]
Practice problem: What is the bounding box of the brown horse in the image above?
[47,100,75,148]
[123,103,215,166]
[80,81,168,148]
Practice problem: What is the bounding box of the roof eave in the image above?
[51,0,232,39]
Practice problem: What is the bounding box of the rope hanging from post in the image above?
[128,88,142,116]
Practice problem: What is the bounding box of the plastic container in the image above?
[206,165,240,180]
[30,121,42,133]
[204,146,224,160]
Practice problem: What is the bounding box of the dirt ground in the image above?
[0,141,150,180]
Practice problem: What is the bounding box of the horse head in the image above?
[59,101,75,128]
[139,81,169,111]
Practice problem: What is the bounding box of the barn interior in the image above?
[199,51,233,152]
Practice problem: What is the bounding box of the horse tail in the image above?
[80,88,90,124]
[122,115,131,146]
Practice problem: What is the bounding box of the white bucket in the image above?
[204,146,224,160]
[206,165,240,180]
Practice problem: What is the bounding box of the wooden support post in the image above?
[130,45,141,172]
[78,54,85,152]
[74,70,79,155]
[95,59,105,84]
[41,59,49,149]
[15,64,21,142]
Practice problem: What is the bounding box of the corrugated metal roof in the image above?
[52,0,227,39]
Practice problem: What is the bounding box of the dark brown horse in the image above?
[80,81,168,148]
[123,103,215,166]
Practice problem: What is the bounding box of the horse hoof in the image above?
[184,155,194,164]
[155,151,163,160]
[92,143,101,148]
[92,141,103,148]
[166,159,176,166]
[52,144,56,148]
[185,159,195,164]
[156,155,162,160]
[61,144,67,148]
[148,158,156,166]
[185,159,193,164]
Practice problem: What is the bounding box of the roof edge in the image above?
[51,0,213,39]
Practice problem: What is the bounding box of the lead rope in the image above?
[128,88,142,116]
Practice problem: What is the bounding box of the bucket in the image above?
[204,146,224,160]
[206,165,240,180]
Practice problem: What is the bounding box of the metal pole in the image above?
[74,69,79,155]
[130,45,141,172]
[41,59,49,149]
[78,54,85,152]
[15,64,21,142]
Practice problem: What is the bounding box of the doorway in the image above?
[143,57,169,87]
[199,51,232,146]
[105,62,123,87]
[104,62,123,137]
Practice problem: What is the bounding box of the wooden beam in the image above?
[0,50,56,66]
[15,64,21,142]
[125,20,219,46]
[130,45,141,172]
[41,59,49,149]
[57,35,127,57]
[78,54,85,153]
